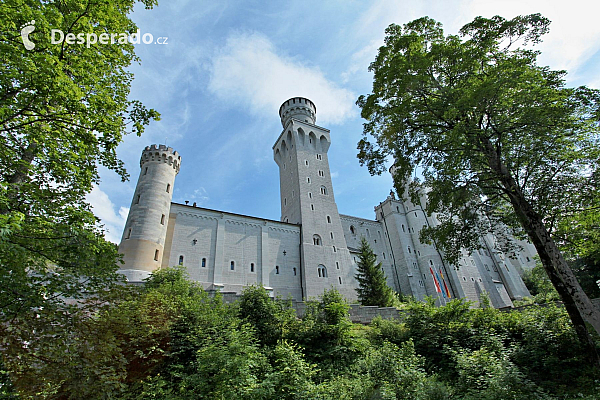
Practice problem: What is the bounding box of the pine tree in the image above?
[355,237,395,307]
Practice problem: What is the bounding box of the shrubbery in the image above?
[4,267,599,399]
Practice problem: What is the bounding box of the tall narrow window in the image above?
[307,177,311,183]
[160,214,165,225]
[408,246,412,254]
[230,261,235,271]
[311,204,314,211]
[330,232,334,239]
[327,216,331,223]
[126,228,132,239]
[339,277,342,284]
[402,224,405,232]
[308,192,312,199]
[154,249,159,261]
[250,263,255,272]
[135,194,140,204]
[293,267,297,276]
[350,225,356,235]
[166,184,170,193]
[333,246,336,253]
[202,258,206,268]
[179,255,184,265]
[276,265,279,274]
[144,167,148,175]
[383,253,386,259]
[336,262,339,269]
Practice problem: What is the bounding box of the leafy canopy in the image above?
[357,14,600,262]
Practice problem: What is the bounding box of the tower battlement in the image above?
[279,97,316,128]
[141,144,181,173]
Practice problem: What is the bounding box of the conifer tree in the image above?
[355,237,395,307]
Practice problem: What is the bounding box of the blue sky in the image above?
[87,0,600,243]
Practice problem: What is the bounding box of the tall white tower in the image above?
[118,144,180,282]
[273,97,356,300]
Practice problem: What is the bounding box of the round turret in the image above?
[118,144,181,282]
[279,97,316,128]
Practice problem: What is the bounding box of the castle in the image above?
[118,97,535,308]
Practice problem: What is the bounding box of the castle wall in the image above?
[164,203,302,300]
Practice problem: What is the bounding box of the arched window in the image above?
[250,263,255,272]
[179,255,184,265]
[313,234,322,246]
[429,260,434,266]
[161,214,165,225]
[307,177,311,183]
[166,184,170,193]
[327,216,331,223]
[350,225,356,234]
[230,261,235,270]
[339,277,342,284]
[293,267,297,276]
[402,224,405,232]
[275,265,279,274]
[202,258,206,268]
[320,186,328,195]
[383,253,386,259]
[408,246,412,254]
[317,265,327,278]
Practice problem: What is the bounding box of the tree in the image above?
[357,14,600,361]
[355,237,395,307]
[0,0,159,389]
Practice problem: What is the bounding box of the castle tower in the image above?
[273,97,356,300]
[118,144,181,282]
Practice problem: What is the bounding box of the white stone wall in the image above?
[165,204,302,299]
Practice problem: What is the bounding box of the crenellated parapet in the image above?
[140,144,181,174]
[279,97,316,128]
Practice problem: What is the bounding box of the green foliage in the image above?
[4,267,598,399]
[521,263,561,303]
[355,237,395,307]
[0,0,159,394]
[238,285,297,347]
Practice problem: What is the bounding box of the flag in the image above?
[438,267,452,298]
[429,267,442,294]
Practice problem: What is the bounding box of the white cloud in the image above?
[86,186,129,244]
[208,32,357,125]
[331,171,339,179]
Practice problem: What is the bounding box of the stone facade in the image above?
[118,97,535,308]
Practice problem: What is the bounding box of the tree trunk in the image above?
[481,137,600,365]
